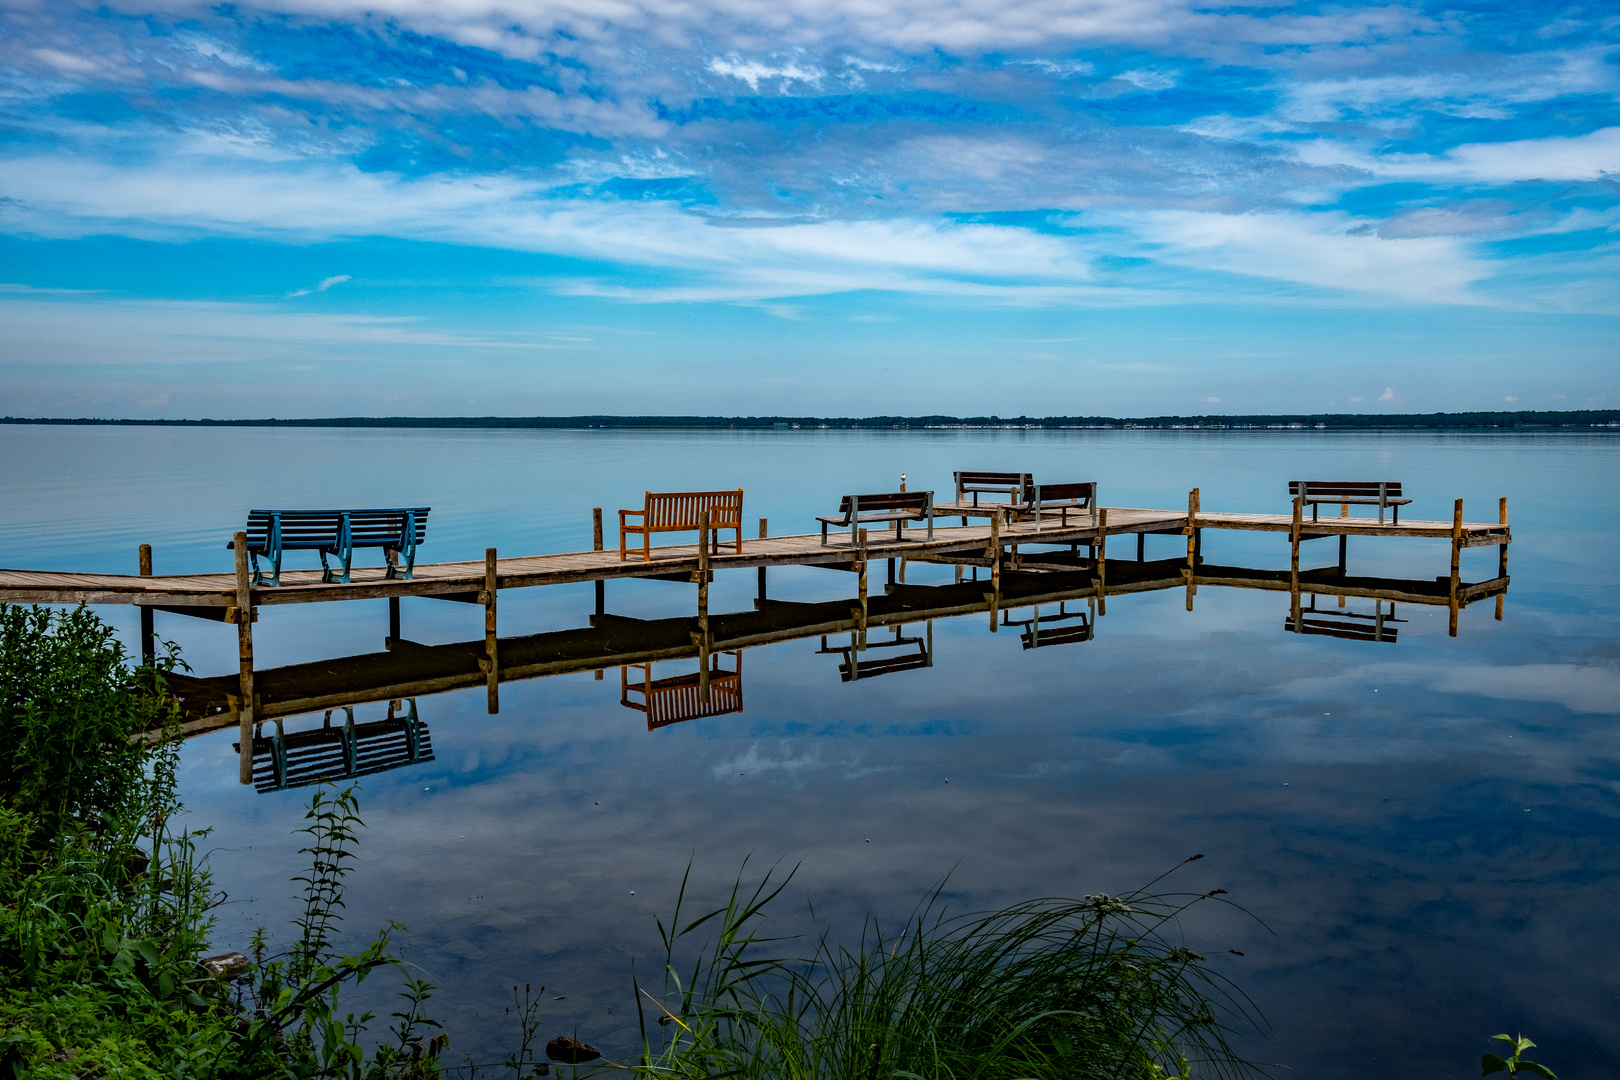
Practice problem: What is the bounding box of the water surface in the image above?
[3,424,1616,1078]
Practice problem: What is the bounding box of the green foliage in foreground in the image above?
[631,862,1267,1080]
[0,605,446,1079]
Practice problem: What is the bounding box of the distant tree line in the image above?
[3,409,1618,430]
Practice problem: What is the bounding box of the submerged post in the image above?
[232,532,255,785]
[138,544,155,662]
[484,548,499,713]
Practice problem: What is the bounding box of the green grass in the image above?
[631,861,1266,1080]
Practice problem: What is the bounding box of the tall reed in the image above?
[633,860,1265,1080]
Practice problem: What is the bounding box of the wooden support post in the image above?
[1449,498,1463,638]
[138,544,155,662]
[1137,532,1144,562]
[899,473,907,492]
[484,548,499,713]
[758,517,768,600]
[593,508,604,551]
[696,510,712,700]
[856,527,869,647]
[1289,496,1302,623]
[1338,534,1347,573]
[389,595,401,642]
[1096,508,1108,616]
[232,532,255,785]
[1497,497,1508,620]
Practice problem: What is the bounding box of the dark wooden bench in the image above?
[817,491,934,546]
[954,471,1032,508]
[235,700,433,793]
[229,507,428,586]
[619,489,743,562]
[1026,482,1097,527]
[1288,481,1411,523]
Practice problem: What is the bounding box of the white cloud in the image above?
[286,273,351,298]
[1297,126,1620,184]
[1112,209,1489,304]
[1378,387,1395,400]
[708,55,826,91]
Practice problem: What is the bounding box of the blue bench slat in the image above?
[232,507,430,586]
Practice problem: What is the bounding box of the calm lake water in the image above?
[4,424,1618,1078]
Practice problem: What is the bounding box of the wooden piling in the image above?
[138,544,154,662]
[758,517,768,599]
[1289,496,1303,623]
[484,548,499,712]
[1497,497,1508,620]
[856,527,869,647]
[232,532,255,785]
[1096,508,1108,616]
[1449,499,1463,637]
[987,511,1002,630]
[593,508,606,613]
[1184,489,1199,611]
[389,595,401,642]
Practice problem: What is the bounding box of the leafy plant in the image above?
[1481,1034,1557,1079]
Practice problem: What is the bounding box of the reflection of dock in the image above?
[818,624,933,681]
[162,558,1509,744]
[1284,597,1403,643]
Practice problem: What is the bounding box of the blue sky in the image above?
[0,0,1616,417]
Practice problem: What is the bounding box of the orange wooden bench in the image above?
[619,489,744,561]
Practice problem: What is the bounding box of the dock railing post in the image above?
[1449,499,1463,637]
[484,548,499,713]
[593,508,606,615]
[232,532,255,786]
[138,544,155,662]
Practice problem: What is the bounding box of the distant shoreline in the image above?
[3,410,1618,432]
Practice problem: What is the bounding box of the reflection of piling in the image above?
[138,544,154,662]
[484,548,499,712]
[232,531,256,785]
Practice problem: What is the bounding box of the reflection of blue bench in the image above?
[228,507,428,586]
[236,700,433,793]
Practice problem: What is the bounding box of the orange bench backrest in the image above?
[643,489,743,529]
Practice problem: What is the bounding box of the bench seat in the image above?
[818,491,934,545]
[229,507,428,586]
[620,489,743,562]
[1289,481,1411,523]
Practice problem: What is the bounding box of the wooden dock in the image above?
[0,490,1511,784]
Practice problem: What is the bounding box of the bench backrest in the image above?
[1031,482,1095,505]
[644,490,743,529]
[837,491,932,515]
[245,508,429,550]
[1288,482,1403,501]
[955,471,1031,502]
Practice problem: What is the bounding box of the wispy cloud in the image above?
[286,274,351,298]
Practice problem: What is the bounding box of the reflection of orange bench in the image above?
[620,654,743,729]
[619,489,743,561]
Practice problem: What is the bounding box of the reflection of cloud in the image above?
[709,742,823,781]
[1430,664,1620,716]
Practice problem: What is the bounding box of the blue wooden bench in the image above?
[228,507,429,586]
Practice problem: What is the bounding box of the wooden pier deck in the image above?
[0,506,1508,609]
